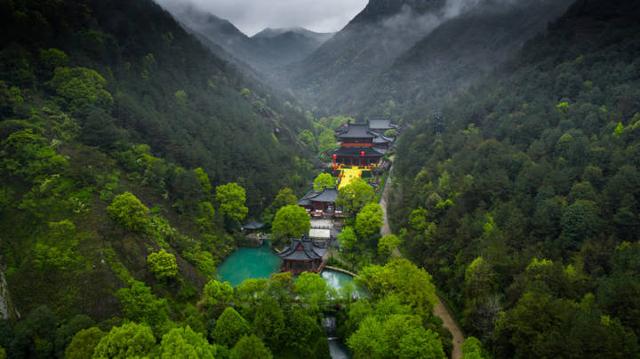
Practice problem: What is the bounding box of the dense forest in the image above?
[391,0,640,357]
[2,0,640,358]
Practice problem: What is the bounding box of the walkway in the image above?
[338,167,363,189]
[379,172,464,359]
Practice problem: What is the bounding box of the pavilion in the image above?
[278,236,328,274]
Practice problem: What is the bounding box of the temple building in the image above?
[278,237,328,274]
[332,123,384,168]
[298,187,340,217]
[368,119,399,135]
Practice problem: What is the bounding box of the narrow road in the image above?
[379,172,464,359]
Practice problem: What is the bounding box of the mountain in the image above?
[0,0,315,330]
[345,0,575,120]
[282,0,572,117]
[281,0,447,111]
[391,0,640,356]
[156,2,333,72]
[250,27,334,69]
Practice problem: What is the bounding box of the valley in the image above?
[1,0,639,358]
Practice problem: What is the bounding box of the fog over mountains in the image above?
[158,0,574,120]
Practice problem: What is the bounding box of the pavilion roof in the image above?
[336,123,375,139]
[298,188,338,205]
[278,237,327,261]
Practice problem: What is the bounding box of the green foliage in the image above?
[116,280,169,328]
[271,205,310,246]
[347,315,445,359]
[213,307,251,348]
[200,280,233,315]
[147,249,179,280]
[49,67,113,111]
[355,203,384,241]
[194,167,212,194]
[0,129,67,182]
[337,178,375,215]
[159,326,217,359]
[0,346,5,359]
[313,173,336,191]
[294,272,329,312]
[357,259,438,320]
[65,327,105,359]
[378,234,401,258]
[93,323,155,359]
[462,337,486,359]
[230,335,273,359]
[216,183,248,223]
[107,192,149,232]
[338,226,357,251]
[32,220,83,271]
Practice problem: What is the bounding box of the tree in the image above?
[200,280,233,316]
[313,173,336,191]
[461,337,486,359]
[253,297,286,351]
[93,323,155,359]
[272,205,310,246]
[357,259,438,320]
[294,272,329,312]
[48,66,113,111]
[338,226,357,251]
[378,234,401,258]
[159,326,216,359]
[213,307,251,348]
[107,192,149,232]
[355,203,384,242]
[65,327,105,359]
[337,178,375,215]
[271,188,297,210]
[230,335,273,359]
[194,167,212,193]
[147,250,178,280]
[216,183,248,223]
[348,314,445,359]
[116,280,169,328]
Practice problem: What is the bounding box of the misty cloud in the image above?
[154,0,368,36]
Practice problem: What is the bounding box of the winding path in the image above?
[379,172,464,359]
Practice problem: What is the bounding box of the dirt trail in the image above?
[379,173,464,359]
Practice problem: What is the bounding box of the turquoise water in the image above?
[321,269,365,298]
[217,244,281,286]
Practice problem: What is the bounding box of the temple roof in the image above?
[279,237,327,261]
[298,188,338,205]
[334,146,383,158]
[368,119,397,131]
[373,133,393,144]
[336,123,375,139]
[243,221,265,230]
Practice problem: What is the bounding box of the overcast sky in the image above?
[157,0,368,36]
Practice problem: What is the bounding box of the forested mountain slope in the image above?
[282,0,447,112]
[0,0,316,350]
[345,0,574,120]
[391,0,640,356]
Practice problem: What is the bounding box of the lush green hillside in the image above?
[348,0,573,121]
[391,0,640,356]
[0,0,320,356]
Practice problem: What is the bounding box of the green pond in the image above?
[217,243,282,286]
[217,244,360,295]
